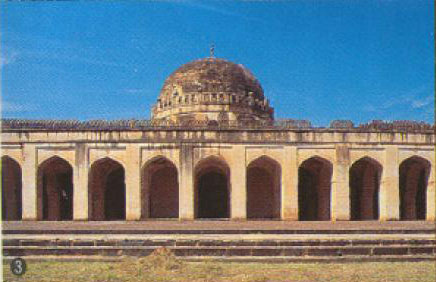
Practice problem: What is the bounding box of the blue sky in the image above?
[1,1,434,126]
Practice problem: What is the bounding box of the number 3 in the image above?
[10,258,26,276]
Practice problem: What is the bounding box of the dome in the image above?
[151,57,274,123]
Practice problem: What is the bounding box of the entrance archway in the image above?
[89,158,125,220]
[247,156,281,219]
[195,156,230,219]
[142,157,179,219]
[298,157,332,221]
[37,156,73,221]
[399,156,430,220]
[349,157,382,220]
[1,156,22,220]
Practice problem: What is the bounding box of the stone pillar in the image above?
[141,164,150,219]
[281,146,298,220]
[332,145,350,221]
[22,144,37,220]
[125,144,141,220]
[380,146,400,221]
[230,146,246,220]
[73,143,88,220]
[426,165,435,221]
[179,145,194,220]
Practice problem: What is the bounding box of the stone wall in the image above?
[1,124,434,222]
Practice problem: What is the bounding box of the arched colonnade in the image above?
[1,154,433,221]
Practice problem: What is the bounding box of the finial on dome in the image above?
[210,43,215,58]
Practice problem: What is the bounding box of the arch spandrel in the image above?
[141,151,180,172]
[398,150,434,166]
[247,155,282,175]
[38,152,75,168]
[399,155,431,169]
[1,155,22,167]
[246,150,284,168]
[1,151,23,166]
[142,155,178,170]
[89,153,126,170]
[38,155,74,171]
[350,156,383,171]
[298,154,334,168]
[194,155,231,176]
[193,151,231,172]
[89,156,125,171]
[349,151,384,169]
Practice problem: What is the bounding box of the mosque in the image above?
[1,54,434,223]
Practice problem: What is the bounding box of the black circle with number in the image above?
[10,258,26,276]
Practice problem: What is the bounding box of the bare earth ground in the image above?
[2,256,435,282]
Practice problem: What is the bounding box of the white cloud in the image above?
[411,95,433,109]
[1,101,35,113]
[0,51,18,69]
[178,1,265,23]
[362,105,376,112]
[124,88,144,94]
[363,85,433,113]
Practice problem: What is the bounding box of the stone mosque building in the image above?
[1,56,435,223]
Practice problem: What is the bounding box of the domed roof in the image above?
[160,57,265,101]
[151,57,274,123]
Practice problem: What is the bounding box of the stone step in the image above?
[4,228,434,235]
[181,255,436,263]
[3,254,435,263]
[4,245,435,257]
[4,238,436,247]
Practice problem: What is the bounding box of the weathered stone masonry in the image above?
[1,121,434,222]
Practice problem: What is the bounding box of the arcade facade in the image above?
[1,127,434,222]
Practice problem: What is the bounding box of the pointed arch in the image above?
[298,156,332,221]
[194,156,230,219]
[142,156,179,219]
[88,157,125,220]
[1,156,22,220]
[247,155,281,219]
[38,154,74,168]
[399,156,430,220]
[349,156,383,220]
[37,156,73,221]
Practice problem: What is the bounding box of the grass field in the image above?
[3,249,435,281]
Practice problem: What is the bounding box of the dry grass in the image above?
[3,249,435,282]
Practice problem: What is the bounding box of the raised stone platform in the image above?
[2,221,435,262]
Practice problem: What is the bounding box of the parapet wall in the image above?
[2,119,434,132]
[1,119,434,145]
